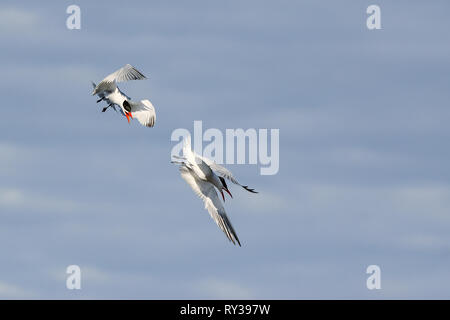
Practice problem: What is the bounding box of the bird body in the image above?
[105,87,127,109]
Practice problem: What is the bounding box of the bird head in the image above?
[122,100,133,123]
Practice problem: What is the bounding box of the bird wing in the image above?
[91,82,106,98]
[129,99,156,127]
[200,157,258,193]
[181,135,210,181]
[180,166,241,246]
[104,64,146,83]
[92,64,146,95]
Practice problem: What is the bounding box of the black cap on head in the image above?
[123,100,131,112]
[219,177,228,189]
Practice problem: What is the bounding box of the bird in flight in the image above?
[92,64,156,127]
[172,136,258,246]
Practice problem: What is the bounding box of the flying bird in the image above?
[92,64,156,127]
[172,136,241,246]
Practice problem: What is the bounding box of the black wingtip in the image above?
[136,68,147,79]
[231,236,241,247]
[233,232,242,247]
[243,186,258,194]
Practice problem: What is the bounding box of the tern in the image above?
[172,136,241,245]
[92,64,156,127]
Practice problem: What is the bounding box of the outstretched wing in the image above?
[92,64,146,95]
[179,166,241,246]
[130,99,156,127]
[103,64,146,83]
[200,157,258,193]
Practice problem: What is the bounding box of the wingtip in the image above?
[91,81,97,95]
[243,186,258,194]
[230,237,242,247]
[133,64,147,79]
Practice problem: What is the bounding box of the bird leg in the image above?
[102,104,113,112]
[97,97,105,103]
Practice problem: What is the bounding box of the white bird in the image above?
[92,64,156,127]
[172,136,241,246]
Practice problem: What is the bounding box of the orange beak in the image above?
[224,188,233,199]
[125,112,133,123]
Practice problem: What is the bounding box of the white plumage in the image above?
[129,99,156,128]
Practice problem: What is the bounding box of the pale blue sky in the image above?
[0,0,449,298]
